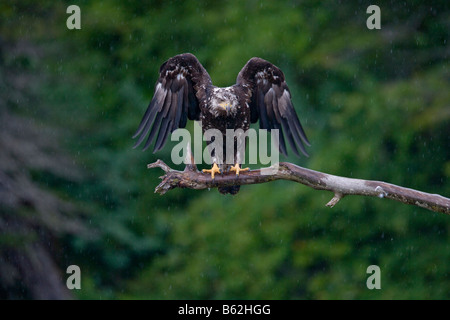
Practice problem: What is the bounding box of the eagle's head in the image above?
[210,87,239,117]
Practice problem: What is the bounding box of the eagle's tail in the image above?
[218,185,240,195]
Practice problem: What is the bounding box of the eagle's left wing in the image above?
[236,57,310,157]
[133,53,212,152]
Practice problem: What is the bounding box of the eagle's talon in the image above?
[230,164,250,176]
[202,163,221,179]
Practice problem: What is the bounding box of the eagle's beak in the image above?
[219,102,231,112]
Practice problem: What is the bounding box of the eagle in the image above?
[133,53,310,194]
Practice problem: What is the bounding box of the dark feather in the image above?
[154,118,171,152]
[187,79,200,120]
[173,88,184,133]
[179,83,189,128]
[133,53,211,151]
[237,57,310,157]
[132,82,167,140]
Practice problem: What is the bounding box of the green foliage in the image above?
[1,0,448,299]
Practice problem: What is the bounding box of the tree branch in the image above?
[147,160,450,215]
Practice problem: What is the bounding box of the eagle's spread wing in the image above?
[237,58,310,157]
[133,53,212,152]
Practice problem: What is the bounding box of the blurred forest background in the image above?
[0,0,449,299]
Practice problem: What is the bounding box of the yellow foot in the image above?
[230,163,250,176]
[202,163,221,179]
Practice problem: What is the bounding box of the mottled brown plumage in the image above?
[133,53,310,194]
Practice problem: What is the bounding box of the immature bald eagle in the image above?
[133,53,310,194]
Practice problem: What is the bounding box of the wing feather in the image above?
[132,84,166,139]
[179,83,189,128]
[142,89,172,151]
[274,90,300,157]
[133,53,212,152]
[237,57,310,157]
[257,89,269,129]
[154,117,171,152]
[173,88,184,133]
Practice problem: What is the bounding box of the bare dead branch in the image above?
[326,192,344,208]
[147,160,450,215]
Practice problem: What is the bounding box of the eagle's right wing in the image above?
[237,57,310,157]
[133,53,212,152]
